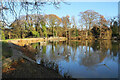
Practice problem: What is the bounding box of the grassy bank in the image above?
[2,41,62,78]
[2,41,13,59]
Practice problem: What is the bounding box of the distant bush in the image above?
[1,31,5,40]
[30,30,40,37]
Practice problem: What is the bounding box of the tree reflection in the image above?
[80,52,100,66]
[27,40,119,77]
[42,46,46,54]
[79,40,119,69]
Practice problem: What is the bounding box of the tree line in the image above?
[1,10,120,40]
[0,1,119,40]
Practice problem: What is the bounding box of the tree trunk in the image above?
[86,31,88,39]
[100,40,101,51]
[56,27,57,37]
[82,27,83,40]
[66,29,67,38]
[20,26,23,39]
[86,26,88,39]
[56,32,57,37]
[8,31,11,39]
[89,41,90,55]
[86,40,88,55]
[100,25,102,39]
[69,29,70,40]
[52,26,54,37]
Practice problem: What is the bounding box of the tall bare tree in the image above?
[62,15,71,38]
[79,10,100,39]
[99,15,109,39]
[45,14,61,37]
[71,16,77,39]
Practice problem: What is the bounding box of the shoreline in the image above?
[2,42,63,78]
[1,37,120,46]
[2,37,67,46]
[2,38,120,79]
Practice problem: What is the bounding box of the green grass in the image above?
[2,41,13,58]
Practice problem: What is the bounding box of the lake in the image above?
[2,40,119,78]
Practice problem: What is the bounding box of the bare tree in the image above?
[45,14,61,37]
[79,10,100,39]
[71,16,77,39]
[99,15,109,39]
[61,15,71,38]
[0,0,64,26]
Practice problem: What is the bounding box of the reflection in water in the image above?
[27,40,119,78]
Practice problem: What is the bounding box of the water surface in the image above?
[2,40,119,78]
[31,40,119,78]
